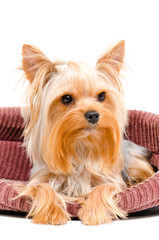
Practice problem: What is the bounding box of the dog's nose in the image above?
[84,111,99,124]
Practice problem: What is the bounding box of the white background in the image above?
[0,0,159,239]
[0,0,159,113]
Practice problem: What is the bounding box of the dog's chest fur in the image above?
[49,167,92,197]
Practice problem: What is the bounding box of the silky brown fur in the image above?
[18,41,154,225]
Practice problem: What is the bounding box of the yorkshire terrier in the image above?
[18,40,154,225]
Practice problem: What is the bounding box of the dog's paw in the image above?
[49,205,71,225]
[32,205,70,225]
[78,185,127,225]
[78,202,112,225]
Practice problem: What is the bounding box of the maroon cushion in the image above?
[0,107,158,216]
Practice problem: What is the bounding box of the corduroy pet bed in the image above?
[0,107,159,217]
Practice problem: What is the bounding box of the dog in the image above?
[18,40,154,225]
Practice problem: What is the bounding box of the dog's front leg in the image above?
[23,183,70,225]
[78,184,126,225]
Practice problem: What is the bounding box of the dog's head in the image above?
[22,41,127,175]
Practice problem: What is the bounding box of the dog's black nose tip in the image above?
[84,111,99,124]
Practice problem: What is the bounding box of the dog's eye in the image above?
[61,94,74,105]
[98,92,106,102]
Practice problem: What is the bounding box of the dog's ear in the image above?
[22,44,55,83]
[96,40,125,73]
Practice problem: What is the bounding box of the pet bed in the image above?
[0,107,158,217]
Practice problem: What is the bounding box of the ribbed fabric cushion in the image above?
[0,141,31,181]
[0,107,158,217]
[0,107,23,141]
